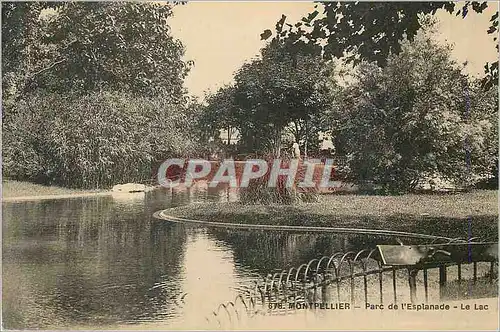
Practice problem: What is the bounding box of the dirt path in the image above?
[2,191,113,202]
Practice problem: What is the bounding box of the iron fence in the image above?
[204,237,498,328]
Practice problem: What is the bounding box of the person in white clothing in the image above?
[292,141,301,159]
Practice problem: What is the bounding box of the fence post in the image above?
[321,273,331,303]
[423,268,429,303]
[439,264,447,300]
[408,268,418,304]
[392,268,397,303]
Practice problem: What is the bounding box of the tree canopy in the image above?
[2,2,202,188]
[202,41,336,157]
[262,1,498,89]
[332,31,497,192]
[2,2,191,103]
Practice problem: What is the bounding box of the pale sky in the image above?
[169,2,499,98]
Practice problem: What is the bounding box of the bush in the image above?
[2,91,200,188]
[332,32,498,193]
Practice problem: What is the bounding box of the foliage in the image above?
[202,41,336,157]
[262,1,498,89]
[284,114,325,158]
[235,42,335,157]
[332,33,498,193]
[3,92,199,188]
[2,2,201,189]
[198,85,240,157]
[2,2,191,107]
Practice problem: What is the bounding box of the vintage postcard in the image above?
[2,1,499,330]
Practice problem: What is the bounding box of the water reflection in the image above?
[2,188,242,329]
[3,197,184,328]
[2,188,497,329]
[207,229,410,273]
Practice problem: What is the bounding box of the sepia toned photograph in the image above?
[1,1,499,330]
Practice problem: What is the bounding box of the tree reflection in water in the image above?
[3,195,188,328]
[3,189,497,329]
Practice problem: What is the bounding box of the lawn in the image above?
[165,190,498,238]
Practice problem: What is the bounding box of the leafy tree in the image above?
[285,114,325,158]
[2,2,58,107]
[2,2,200,188]
[262,1,498,89]
[332,32,498,193]
[201,86,239,144]
[206,41,335,157]
[2,2,191,105]
[3,92,199,188]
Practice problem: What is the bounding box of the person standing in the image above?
[292,141,301,159]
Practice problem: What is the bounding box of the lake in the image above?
[2,187,496,329]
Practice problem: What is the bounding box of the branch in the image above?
[29,58,67,79]
[28,39,79,79]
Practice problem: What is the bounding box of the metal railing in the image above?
[205,237,498,328]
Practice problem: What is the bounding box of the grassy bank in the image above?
[166,190,498,238]
[2,180,104,198]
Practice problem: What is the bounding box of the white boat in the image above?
[111,183,148,193]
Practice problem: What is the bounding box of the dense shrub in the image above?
[3,91,200,188]
[332,32,498,193]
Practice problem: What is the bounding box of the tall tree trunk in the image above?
[293,121,300,143]
[304,116,308,158]
[274,126,282,158]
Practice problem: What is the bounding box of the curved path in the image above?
[153,209,453,240]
